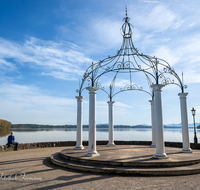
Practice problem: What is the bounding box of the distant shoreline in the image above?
[10,124,198,129]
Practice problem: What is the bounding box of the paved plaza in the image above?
[0,146,200,190]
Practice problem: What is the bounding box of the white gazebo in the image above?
[74,11,192,158]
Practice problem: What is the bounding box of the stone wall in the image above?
[0,141,199,152]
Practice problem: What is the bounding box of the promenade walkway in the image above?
[0,147,200,190]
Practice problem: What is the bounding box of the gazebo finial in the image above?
[124,6,130,22]
[121,6,133,38]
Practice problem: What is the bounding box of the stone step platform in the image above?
[50,145,200,176]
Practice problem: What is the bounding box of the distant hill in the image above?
[10,122,200,129]
[165,123,200,128]
[11,124,76,128]
[11,124,152,128]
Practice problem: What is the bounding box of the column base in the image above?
[85,151,100,157]
[107,143,115,146]
[153,153,169,159]
[181,148,193,153]
[150,144,156,148]
[74,145,84,150]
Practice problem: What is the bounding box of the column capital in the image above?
[149,100,154,104]
[75,96,84,100]
[150,84,165,91]
[86,86,99,92]
[107,101,115,104]
[178,93,188,98]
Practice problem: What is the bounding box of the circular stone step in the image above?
[60,145,200,168]
[50,152,200,176]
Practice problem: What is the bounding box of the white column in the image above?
[151,84,168,159]
[178,93,192,153]
[74,96,84,150]
[149,100,156,148]
[85,86,100,157]
[107,101,115,146]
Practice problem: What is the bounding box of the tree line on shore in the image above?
[0,119,12,137]
[10,123,200,129]
[11,124,152,128]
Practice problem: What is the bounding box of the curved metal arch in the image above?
[94,67,156,83]
[95,81,152,102]
[77,12,187,97]
[160,66,186,92]
[112,84,152,99]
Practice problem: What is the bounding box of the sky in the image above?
[0,0,200,125]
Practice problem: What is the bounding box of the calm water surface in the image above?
[0,128,199,145]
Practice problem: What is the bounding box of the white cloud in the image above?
[115,101,133,109]
[101,79,131,88]
[183,69,200,83]
[132,4,182,32]
[89,18,122,49]
[171,35,200,83]
[144,0,160,3]
[41,70,84,80]
[114,79,131,87]
[189,22,195,27]
[152,46,180,66]
[97,100,133,110]
[94,100,135,125]
[147,32,200,84]
[0,83,76,124]
[196,106,200,116]
[0,58,16,71]
[0,37,92,80]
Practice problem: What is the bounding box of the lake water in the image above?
[0,128,199,145]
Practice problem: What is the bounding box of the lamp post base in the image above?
[194,137,198,144]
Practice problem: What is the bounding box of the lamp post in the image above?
[191,107,198,144]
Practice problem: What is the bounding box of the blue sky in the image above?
[0,0,200,125]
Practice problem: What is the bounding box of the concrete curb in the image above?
[0,140,199,152]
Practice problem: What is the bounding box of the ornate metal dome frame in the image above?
[76,10,187,101]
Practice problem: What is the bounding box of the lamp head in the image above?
[191,107,196,116]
